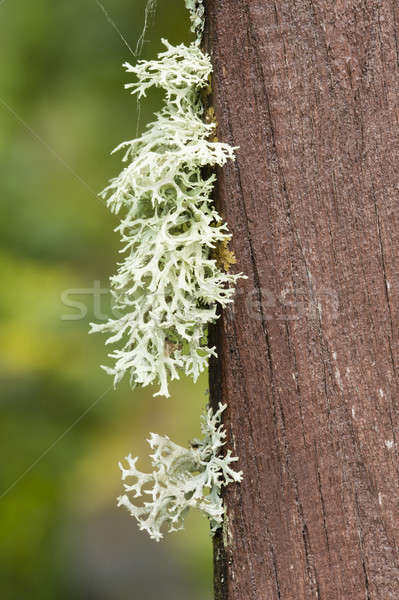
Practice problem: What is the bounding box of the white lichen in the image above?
[90,39,242,397]
[184,0,205,43]
[117,403,242,541]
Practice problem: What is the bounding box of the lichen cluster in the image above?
[117,403,243,541]
[90,39,242,397]
[92,1,243,541]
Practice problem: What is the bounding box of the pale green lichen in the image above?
[184,0,205,43]
[90,39,242,397]
[92,1,244,545]
[117,403,242,541]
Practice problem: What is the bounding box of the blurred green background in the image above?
[0,1,212,598]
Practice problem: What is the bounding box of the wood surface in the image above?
[205,1,399,598]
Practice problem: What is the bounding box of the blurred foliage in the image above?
[0,1,212,598]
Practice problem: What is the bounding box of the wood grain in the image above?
[205,1,399,598]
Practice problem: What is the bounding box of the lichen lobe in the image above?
[184,0,205,43]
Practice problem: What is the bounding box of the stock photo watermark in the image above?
[60,280,339,323]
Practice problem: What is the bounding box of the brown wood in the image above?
[205,1,399,598]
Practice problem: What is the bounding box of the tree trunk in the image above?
[205,1,399,598]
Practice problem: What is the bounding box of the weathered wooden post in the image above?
[206,1,399,598]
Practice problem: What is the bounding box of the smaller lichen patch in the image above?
[117,403,243,541]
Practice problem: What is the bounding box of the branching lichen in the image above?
[90,0,244,545]
[184,0,205,43]
[117,403,242,541]
[90,39,243,397]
